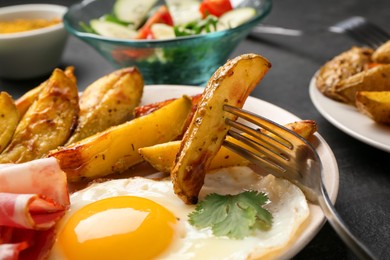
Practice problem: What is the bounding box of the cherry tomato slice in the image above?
[199,0,233,17]
[136,5,174,39]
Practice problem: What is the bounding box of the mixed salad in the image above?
[81,0,256,40]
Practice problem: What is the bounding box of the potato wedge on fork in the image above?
[171,53,272,204]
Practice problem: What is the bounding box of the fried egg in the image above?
[48,166,309,260]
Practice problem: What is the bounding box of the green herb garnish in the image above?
[174,15,218,36]
[101,14,130,26]
[188,191,273,239]
[79,21,94,33]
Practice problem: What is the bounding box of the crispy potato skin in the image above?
[15,83,44,117]
[316,47,373,101]
[0,68,79,163]
[135,97,177,117]
[67,67,144,144]
[139,120,317,173]
[284,120,317,138]
[356,91,390,124]
[134,94,202,118]
[15,67,76,117]
[171,53,272,204]
[372,40,390,63]
[0,92,20,153]
[135,94,202,138]
[334,64,390,104]
[50,96,192,182]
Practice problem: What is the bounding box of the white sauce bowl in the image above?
[0,4,68,79]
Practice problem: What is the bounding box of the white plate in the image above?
[143,85,339,258]
[309,76,390,153]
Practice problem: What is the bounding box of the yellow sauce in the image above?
[0,18,61,34]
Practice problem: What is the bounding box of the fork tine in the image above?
[329,16,390,48]
[223,104,313,176]
[347,21,388,48]
[225,118,292,158]
[226,125,292,170]
[364,22,390,47]
[222,138,286,174]
[223,104,320,197]
[224,105,303,148]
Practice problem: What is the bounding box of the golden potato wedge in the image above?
[372,40,390,64]
[316,46,373,101]
[0,92,20,153]
[50,96,192,182]
[15,67,76,117]
[67,67,144,144]
[140,137,248,173]
[356,91,390,124]
[140,120,317,173]
[135,94,202,138]
[0,68,79,163]
[285,120,318,137]
[333,64,390,104]
[263,120,318,147]
[134,94,202,117]
[171,53,271,204]
[15,84,44,117]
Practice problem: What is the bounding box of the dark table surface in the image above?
[1,0,389,259]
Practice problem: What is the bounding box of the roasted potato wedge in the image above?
[171,53,271,204]
[140,137,247,173]
[134,94,202,118]
[0,68,79,163]
[372,40,390,63]
[50,96,192,182]
[135,94,202,138]
[140,120,317,173]
[356,91,390,124]
[15,66,76,117]
[67,67,144,144]
[316,46,373,101]
[333,64,390,104]
[0,92,20,153]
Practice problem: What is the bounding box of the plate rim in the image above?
[309,75,390,153]
[143,84,340,258]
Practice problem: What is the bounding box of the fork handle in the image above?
[319,184,377,260]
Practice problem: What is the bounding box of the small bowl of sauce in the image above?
[0,17,61,34]
[0,4,68,79]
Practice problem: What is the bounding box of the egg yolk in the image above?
[57,196,178,260]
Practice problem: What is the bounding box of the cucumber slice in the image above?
[151,23,176,39]
[90,19,137,39]
[113,0,158,28]
[165,0,202,25]
[217,7,256,31]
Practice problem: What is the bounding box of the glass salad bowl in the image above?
[64,0,272,85]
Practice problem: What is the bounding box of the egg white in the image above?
[49,166,309,260]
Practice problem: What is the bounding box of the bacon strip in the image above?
[0,157,70,260]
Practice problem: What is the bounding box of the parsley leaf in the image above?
[188,191,273,239]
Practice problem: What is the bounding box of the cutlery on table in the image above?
[329,16,390,48]
[222,104,377,260]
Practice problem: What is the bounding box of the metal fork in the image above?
[329,16,390,49]
[222,104,376,260]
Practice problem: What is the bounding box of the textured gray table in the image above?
[1,0,389,259]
